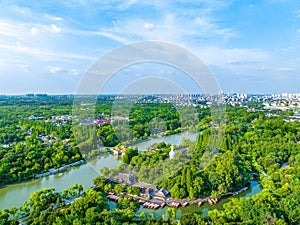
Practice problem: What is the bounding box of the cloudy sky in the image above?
[0,0,300,94]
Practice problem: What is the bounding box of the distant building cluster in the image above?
[132,93,300,109]
[46,115,77,126]
[26,93,48,97]
[2,93,300,110]
[28,115,44,120]
[94,118,111,125]
[79,117,111,126]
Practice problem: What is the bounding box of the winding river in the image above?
[0,132,198,210]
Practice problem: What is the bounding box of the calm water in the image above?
[132,132,198,151]
[179,181,262,217]
[0,155,119,210]
[0,132,198,210]
[109,181,262,219]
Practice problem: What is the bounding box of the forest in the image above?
[0,96,205,185]
[0,96,299,224]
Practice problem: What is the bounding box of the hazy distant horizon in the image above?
[1,92,299,96]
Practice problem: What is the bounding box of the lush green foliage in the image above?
[0,97,82,185]
[0,96,204,185]
[1,97,300,224]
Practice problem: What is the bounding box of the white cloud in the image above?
[48,66,63,74]
[226,59,243,65]
[48,67,81,76]
[16,41,29,51]
[195,17,213,28]
[50,24,62,33]
[0,20,28,39]
[0,43,96,61]
[100,16,178,42]
[70,69,79,76]
[97,8,236,45]
[0,19,101,63]
[144,22,154,30]
[95,31,130,43]
[66,28,130,44]
[11,5,31,17]
[30,27,39,35]
[0,19,62,40]
[278,67,294,71]
[194,17,235,40]
[19,64,30,72]
[118,0,137,10]
[44,14,64,22]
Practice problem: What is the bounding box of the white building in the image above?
[169,145,175,159]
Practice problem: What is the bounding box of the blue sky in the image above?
[0,0,300,94]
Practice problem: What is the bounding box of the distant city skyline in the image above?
[2,92,300,96]
[1,0,300,94]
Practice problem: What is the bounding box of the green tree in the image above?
[166,207,177,219]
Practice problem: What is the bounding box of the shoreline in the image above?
[103,181,258,220]
[104,181,253,210]
[0,159,86,188]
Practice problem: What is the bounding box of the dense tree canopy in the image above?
[1,97,300,224]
